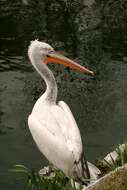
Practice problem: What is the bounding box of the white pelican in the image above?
[28,40,99,183]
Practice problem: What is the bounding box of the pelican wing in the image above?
[28,113,76,175]
[57,101,83,159]
[28,100,82,175]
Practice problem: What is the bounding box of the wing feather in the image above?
[28,114,74,175]
[56,101,83,160]
[28,100,83,175]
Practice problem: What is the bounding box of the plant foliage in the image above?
[10,164,82,190]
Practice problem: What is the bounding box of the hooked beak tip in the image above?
[90,71,95,76]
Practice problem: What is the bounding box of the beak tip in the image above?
[87,70,95,76]
[91,71,95,76]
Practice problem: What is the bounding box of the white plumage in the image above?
[28,40,99,182]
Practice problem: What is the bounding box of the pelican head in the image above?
[28,40,54,62]
[28,40,94,75]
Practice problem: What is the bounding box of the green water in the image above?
[0,1,127,189]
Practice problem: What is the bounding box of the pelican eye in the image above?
[48,50,54,54]
[47,50,55,57]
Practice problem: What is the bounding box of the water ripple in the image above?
[0,54,32,72]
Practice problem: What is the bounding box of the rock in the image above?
[39,165,56,178]
[88,162,101,181]
[102,143,127,166]
[84,164,127,190]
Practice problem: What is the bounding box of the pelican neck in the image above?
[32,56,58,103]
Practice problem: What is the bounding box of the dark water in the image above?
[0,1,127,189]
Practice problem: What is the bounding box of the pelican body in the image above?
[28,40,95,182]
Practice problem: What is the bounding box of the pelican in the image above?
[28,40,100,183]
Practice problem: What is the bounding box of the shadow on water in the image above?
[0,0,127,189]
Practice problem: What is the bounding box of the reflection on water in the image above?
[0,1,127,190]
[0,54,31,72]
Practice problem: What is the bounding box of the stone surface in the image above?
[85,164,127,190]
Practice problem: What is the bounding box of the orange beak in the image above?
[44,52,94,75]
